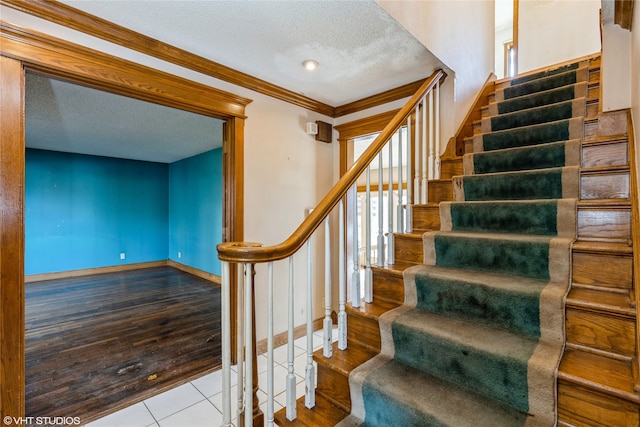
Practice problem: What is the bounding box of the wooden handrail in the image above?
[217,69,446,263]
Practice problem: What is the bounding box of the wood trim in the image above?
[337,110,400,177]
[0,55,26,421]
[0,22,245,411]
[25,260,222,285]
[0,0,335,117]
[164,261,222,285]
[335,110,400,143]
[0,21,251,119]
[25,260,168,283]
[614,0,634,31]
[450,72,496,157]
[628,110,640,392]
[334,80,427,118]
[222,117,244,364]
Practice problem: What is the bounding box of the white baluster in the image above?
[377,152,385,267]
[286,257,297,420]
[428,89,436,181]
[244,264,253,427]
[351,186,361,308]
[305,241,315,408]
[435,81,441,179]
[365,166,373,303]
[387,134,395,266]
[267,262,274,427]
[413,105,421,206]
[338,199,347,350]
[421,96,428,204]
[323,218,333,358]
[221,261,232,427]
[397,127,404,234]
[236,263,244,421]
[406,116,413,233]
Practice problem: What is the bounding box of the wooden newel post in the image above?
[239,265,264,427]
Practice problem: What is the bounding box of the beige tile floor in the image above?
[86,328,334,427]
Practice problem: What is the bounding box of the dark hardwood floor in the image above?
[25,266,221,425]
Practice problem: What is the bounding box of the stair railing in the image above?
[217,68,446,427]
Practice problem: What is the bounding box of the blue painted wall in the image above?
[25,148,223,276]
[169,149,223,275]
[25,149,169,274]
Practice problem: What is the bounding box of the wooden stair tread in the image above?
[386,261,420,271]
[412,202,441,209]
[347,299,400,320]
[581,164,630,175]
[566,286,634,317]
[314,341,377,377]
[582,134,628,145]
[274,394,348,427]
[572,239,633,255]
[371,265,404,277]
[558,348,640,404]
[578,198,631,208]
[394,232,423,240]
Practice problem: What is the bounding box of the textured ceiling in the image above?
[59,0,440,106]
[25,0,441,163]
[26,74,224,163]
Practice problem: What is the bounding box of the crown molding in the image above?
[2,0,426,119]
[1,0,336,117]
[0,21,252,119]
[334,79,426,118]
[334,109,401,141]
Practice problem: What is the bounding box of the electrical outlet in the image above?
[120,253,126,260]
[178,251,182,259]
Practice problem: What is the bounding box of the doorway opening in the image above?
[23,72,226,422]
[495,0,517,79]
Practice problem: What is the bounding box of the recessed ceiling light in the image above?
[302,59,319,71]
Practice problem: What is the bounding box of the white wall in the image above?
[518,0,601,73]
[240,92,335,340]
[377,0,495,142]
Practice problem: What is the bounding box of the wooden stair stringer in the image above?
[557,109,640,424]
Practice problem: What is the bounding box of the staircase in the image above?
[275,56,639,426]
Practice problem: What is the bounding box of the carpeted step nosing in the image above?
[507,61,584,86]
[482,97,586,133]
[342,358,527,427]
[495,66,589,102]
[391,308,540,366]
[439,198,578,237]
[404,264,569,343]
[423,231,574,282]
[390,310,540,412]
[473,116,584,153]
[487,81,588,116]
[463,139,581,175]
[453,165,580,201]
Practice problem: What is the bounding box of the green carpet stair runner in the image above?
[340,61,587,426]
